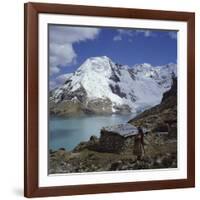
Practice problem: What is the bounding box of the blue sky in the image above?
[49,25,177,89]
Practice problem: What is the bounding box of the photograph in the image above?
[48,25,178,174]
[24,2,195,197]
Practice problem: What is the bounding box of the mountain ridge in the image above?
[49,56,177,116]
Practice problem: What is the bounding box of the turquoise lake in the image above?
[49,114,136,151]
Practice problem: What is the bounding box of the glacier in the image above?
[49,56,177,115]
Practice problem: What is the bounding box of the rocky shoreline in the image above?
[49,125,177,174]
[49,132,177,174]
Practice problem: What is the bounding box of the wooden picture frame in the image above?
[24,2,195,198]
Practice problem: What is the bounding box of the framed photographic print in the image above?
[24,2,195,198]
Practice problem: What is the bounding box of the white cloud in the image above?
[49,26,100,75]
[50,66,60,76]
[113,35,122,41]
[113,28,154,42]
[113,29,134,41]
[49,80,57,90]
[117,29,133,36]
[168,32,177,40]
[49,73,73,90]
[56,73,73,84]
[49,26,100,44]
[49,43,76,75]
[135,30,153,37]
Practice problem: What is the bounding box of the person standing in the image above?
[133,127,145,160]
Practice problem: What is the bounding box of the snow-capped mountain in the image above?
[49,56,177,115]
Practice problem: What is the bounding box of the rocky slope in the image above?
[49,56,176,116]
[129,77,177,139]
[49,78,177,173]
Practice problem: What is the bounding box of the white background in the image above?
[0,0,199,199]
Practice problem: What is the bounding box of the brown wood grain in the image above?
[24,2,195,197]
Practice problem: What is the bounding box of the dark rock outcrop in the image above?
[73,135,100,152]
[99,130,125,153]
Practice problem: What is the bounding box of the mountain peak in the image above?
[50,57,177,115]
[133,63,152,69]
[78,56,117,74]
[86,55,112,62]
[142,63,152,68]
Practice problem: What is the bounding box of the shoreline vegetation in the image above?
[49,78,177,174]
